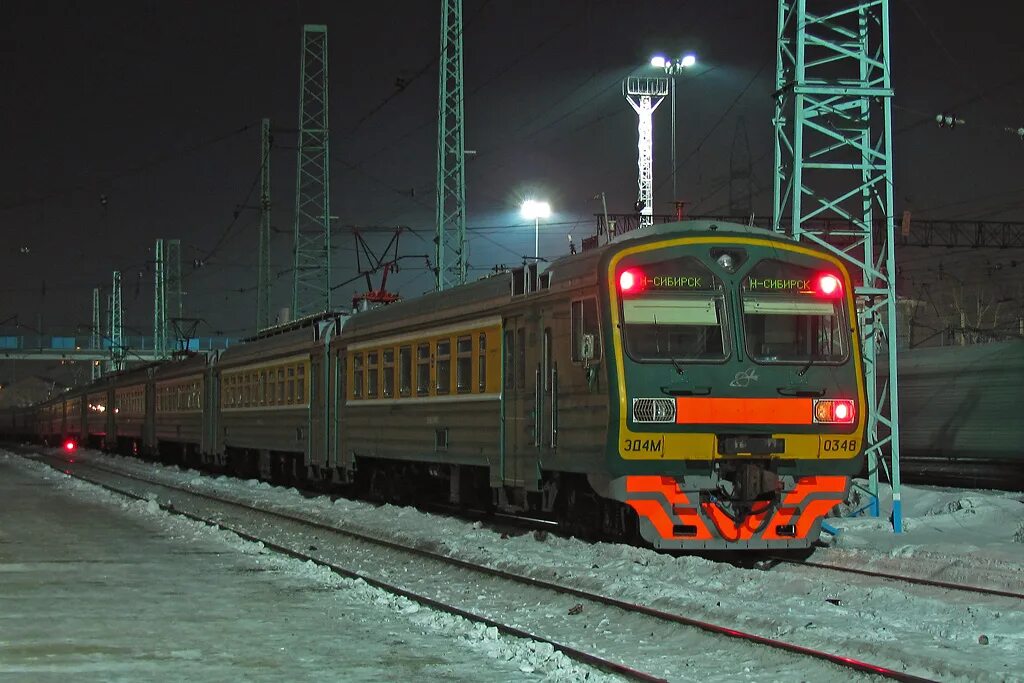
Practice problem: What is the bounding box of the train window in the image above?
[277,368,285,403]
[436,340,451,395]
[478,333,487,393]
[366,352,379,398]
[516,328,526,390]
[260,371,267,405]
[399,346,412,397]
[456,336,472,394]
[416,343,430,396]
[297,365,306,403]
[352,353,363,399]
[617,259,727,363]
[382,349,395,398]
[504,330,514,390]
[571,298,603,362]
[741,260,848,364]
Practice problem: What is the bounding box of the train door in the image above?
[502,315,540,490]
[309,353,325,471]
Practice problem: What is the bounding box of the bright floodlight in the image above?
[681,54,697,68]
[521,199,551,220]
[650,55,667,69]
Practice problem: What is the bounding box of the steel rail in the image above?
[56,455,938,683]
[767,556,1024,601]
[42,456,664,683]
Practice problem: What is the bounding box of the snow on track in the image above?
[12,446,1024,682]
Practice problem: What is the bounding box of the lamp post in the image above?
[650,53,697,204]
[520,199,551,260]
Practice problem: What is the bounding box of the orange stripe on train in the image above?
[675,397,813,425]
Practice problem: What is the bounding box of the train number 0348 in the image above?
[822,439,858,452]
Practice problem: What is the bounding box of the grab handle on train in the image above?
[660,385,711,396]
[776,387,826,397]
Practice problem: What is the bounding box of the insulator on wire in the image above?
[935,113,964,128]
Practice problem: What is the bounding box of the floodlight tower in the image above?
[154,238,167,359]
[772,0,903,531]
[292,25,332,317]
[257,117,272,330]
[166,239,182,321]
[435,0,468,290]
[624,76,669,228]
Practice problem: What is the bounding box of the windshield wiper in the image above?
[797,356,816,377]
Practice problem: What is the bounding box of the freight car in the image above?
[4,220,867,551]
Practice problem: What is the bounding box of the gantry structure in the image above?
[772,0,903,530]
[292,25,332,318]
[435,0,468,290]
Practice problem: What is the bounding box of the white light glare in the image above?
[521,199,551,220]
[681,54,697,68]
[650,55,667,69]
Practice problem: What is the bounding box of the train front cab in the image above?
[600,228,867,550]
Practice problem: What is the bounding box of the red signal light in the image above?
[64,440,76,452]
[619,268,644,294]
[815,273,842,298]
[813,399,855,424]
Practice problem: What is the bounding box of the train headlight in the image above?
[633,397,676,423]
[813,399,855,424]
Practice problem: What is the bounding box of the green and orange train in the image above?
[8,220,866,550]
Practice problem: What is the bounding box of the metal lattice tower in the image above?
[435,0,467,291]
[772,0,902,531]
[624,76,669,228]
[257,117,272,330]
[91,287,102,380]
[154,238,167,359]
[166,239,182,322]
[292,25,331,318]
[109,270,124,373]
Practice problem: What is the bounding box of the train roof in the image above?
[341,219,796,338]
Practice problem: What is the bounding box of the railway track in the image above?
[29,449,938,683]
[763,555,1024,601]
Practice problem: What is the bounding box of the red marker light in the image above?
[619,268,644,294]
[64,440,76,452]
[816,273,842,298]
[813,399,855,424]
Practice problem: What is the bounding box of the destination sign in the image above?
[745,277,811,293]
[646,275,707,290]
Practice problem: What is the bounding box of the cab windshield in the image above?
[742,260,848,363]
[620,258,727,362]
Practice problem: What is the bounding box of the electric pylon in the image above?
[772,0,903,531]
[154,238,167,359]
[257,117,272,330]
[91,287,101,380]
[435,0,467,291]
[624,76,669,228]
[292,25,332,318]
[109,271,124,373]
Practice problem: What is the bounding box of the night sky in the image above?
[2,0,1022,351]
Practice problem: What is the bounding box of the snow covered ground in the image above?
[0,453,610,682]
[5,445,1024,682]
